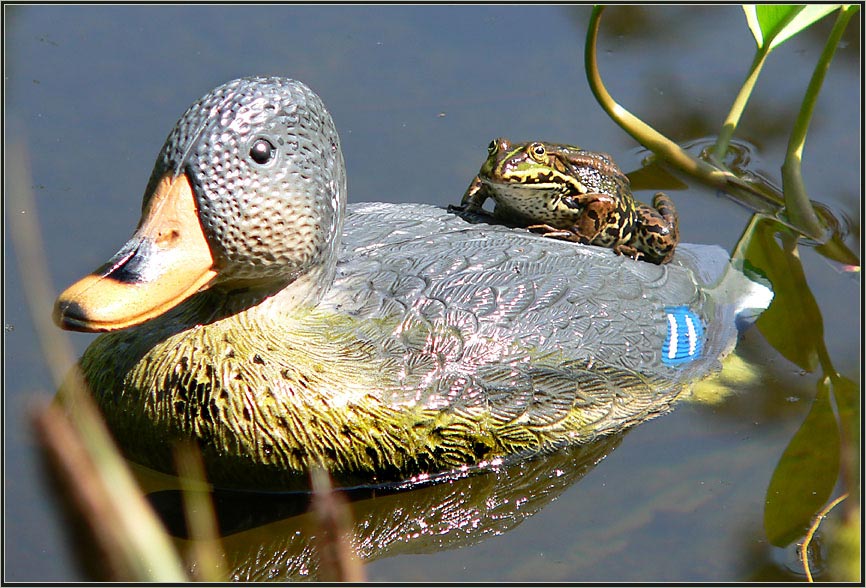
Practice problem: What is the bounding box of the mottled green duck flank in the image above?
[76,295,674,489]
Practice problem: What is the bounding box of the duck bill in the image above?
[54,173,218,332]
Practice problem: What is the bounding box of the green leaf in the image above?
[744,4,801,48]
[764,379,841,547]
[740,219,822,372]
[743,4,840,51]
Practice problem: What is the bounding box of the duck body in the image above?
[56,78,771,490]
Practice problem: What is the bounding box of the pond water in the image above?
[4,5,860,582]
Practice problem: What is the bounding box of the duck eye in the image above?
[249,138,276,165]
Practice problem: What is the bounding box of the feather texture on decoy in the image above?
[54,77,772,490]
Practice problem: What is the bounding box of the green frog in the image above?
[454,138,679,264]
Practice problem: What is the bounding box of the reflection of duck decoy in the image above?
[53,77,772,490]
[145,434,624,581]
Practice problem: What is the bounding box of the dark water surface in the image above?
[4,5,860,582]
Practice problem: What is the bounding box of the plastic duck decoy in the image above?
[54,77,772,490]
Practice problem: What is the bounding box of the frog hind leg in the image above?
[631,192,680,264]
[653,192,679,228]
[612,242,645,261]
[564,192,619,244]
[528,191,618,245]
[527,223,583,242]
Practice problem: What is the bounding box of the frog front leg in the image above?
[628,192,680,264]
[448,175,490,214]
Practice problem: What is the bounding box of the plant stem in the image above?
[781,5,858,241]
[584,8,722,180]
[711,47,770,163]
[585,5,858,267]
[716,4,818,162]
[584,6,770,199]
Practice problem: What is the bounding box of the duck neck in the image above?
[185,259,336,329]
[255,259,338,317]
[230,206,344,320]
[206,187,346,323]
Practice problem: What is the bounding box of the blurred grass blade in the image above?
[764,379,840,547]
[8,143,187,581]
[310,468,365,582]
[743,5,840,51]
[31,404,183,580]
[174,442,224,582]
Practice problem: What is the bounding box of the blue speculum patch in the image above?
[662,306,705,366]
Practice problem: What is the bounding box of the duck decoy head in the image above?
[54,77,346,332]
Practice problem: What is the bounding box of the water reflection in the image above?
[142,434,621,581]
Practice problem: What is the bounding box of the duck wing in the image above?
[319,202,770,443]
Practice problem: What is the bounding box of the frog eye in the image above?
[487,140,498,155]
[249,138,277,165]
[530,143,546,160]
